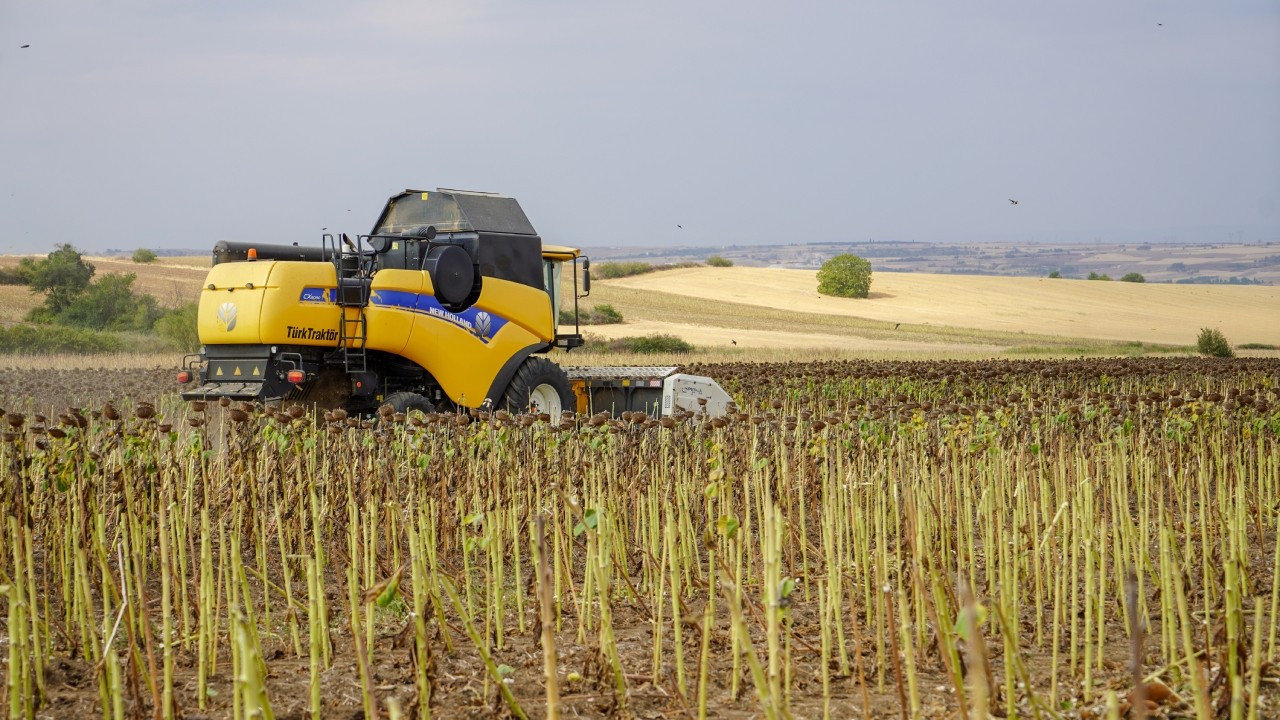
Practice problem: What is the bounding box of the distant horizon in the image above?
[0,233,1271,259]
[0,222,1272,258]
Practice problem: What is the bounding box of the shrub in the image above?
[53,273,163,332]
[154,302,200,351]
[0,323,123,354]
[0,266,29,285]
[1087,272,1112,281]
[595,261,655,279]
[589,304,623,324]
[706,255,734,267]
[1196,328,1234,357]
[817,254,872,298]
[132,248,158,263]
[1047,270,1062,279]
[1120,272,1145,283]
[559,304,624,326]
[620,334,693,353]
[584,333,694,354]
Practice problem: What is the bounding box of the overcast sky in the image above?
[1,1,1278,253]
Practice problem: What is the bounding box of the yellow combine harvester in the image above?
[178,188,731,418]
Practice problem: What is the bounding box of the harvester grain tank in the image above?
[178,188,731,418]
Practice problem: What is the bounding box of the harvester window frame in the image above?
[545,258,565,331]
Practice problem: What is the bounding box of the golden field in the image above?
[602,266,1280,347]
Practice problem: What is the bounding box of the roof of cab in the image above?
[541,244,580,260]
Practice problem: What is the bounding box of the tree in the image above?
[132,248,158,263]
[1197,328,1233,357]
[706,255,734,267]
[817,254,872,298]
[56,273,162,331]
[1047,270,1062,278]
[25,244,95,314]
[154,303,200,351]
[1087,272,1112,281]
[1120,272,1145,283]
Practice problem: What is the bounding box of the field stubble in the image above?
[0,357,1278,718]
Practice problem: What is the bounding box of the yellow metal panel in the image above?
[258,262,341,347]
[365,270,425,355]
[204,261,274,290]
[474,277,554,341]
[198,262,273,344]
[364,275,554,407]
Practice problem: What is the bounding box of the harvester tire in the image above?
[501,358,573,417]
[382,392,435,419]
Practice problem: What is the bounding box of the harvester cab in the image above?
[179,188,730,419]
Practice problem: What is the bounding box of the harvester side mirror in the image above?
[581,257,591,296]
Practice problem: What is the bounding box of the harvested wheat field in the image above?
[607,267,1280,346]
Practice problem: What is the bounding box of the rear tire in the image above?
[501,358,573,416]
[382,391,435,418]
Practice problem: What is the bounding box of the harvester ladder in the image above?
[327,232,370,374]
[339,308,368,373]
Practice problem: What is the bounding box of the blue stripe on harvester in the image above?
[368,290,508,343]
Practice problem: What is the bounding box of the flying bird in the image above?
[1009,199,1019,205]
[731,339,737,346]
[676,224,682,229]
[20,44,30,49]
[894,323,901,330]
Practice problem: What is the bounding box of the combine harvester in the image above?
[178,188,732,418]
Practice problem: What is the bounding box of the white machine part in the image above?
[662,373,734,418]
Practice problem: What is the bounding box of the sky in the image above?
[1,1,1278,253]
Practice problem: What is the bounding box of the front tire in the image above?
[500,357,573,416]
[382,391,435,418]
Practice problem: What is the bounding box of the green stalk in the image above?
[440,577,529,720]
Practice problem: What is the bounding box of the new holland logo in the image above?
[472,311,492,340]
[216,302,238,332]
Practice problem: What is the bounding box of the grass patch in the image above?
[0,324,125,354]
[1006,341,1193,357]
[1238,342,1277,350]
[560,304,624,325]
[583,333,694,354]
[0,324,194,356]
[595,261,702,279]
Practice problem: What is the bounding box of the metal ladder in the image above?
[326,233,370,374]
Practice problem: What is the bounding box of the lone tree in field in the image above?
[1197,327,1233,357]
[1120,272,1145,283]
[132,248,158,263]
[817,253,872,298]
[24,244,95,314]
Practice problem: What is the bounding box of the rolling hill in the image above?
[598,267,1279,348]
